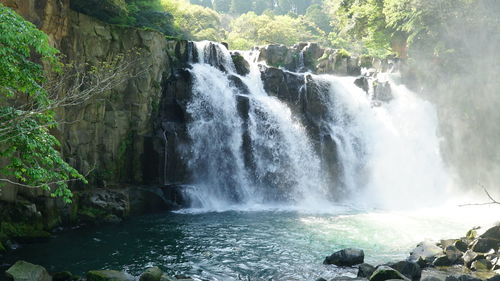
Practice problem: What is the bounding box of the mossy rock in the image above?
[78,207,107,222]
[87,270,132,281]
[6,260,51,281]
[140,266,163,281]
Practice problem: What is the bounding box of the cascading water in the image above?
[181,41,451,211]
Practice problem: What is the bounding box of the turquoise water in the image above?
[1,206,498,281]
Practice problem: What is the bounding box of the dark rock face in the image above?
[231,53,250,76]
[355,76,370,93]
[369,266,409,281]
[324,248,365,266]
[388,261,421,280]
[5,261,51,281]
[374,81,393,102]
[78,188,129,219]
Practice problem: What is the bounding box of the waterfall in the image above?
[178,41,450,211]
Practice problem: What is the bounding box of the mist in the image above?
[403,0,500,199]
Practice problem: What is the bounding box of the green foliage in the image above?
[71,0,180,36]
[0,5,86,202]
[226,12,326,48]
[0,222,50,240]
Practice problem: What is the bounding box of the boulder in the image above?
[388,261,421,280]
[324,248,365,266]
[471,238,498,253]
[470,259,493,271]
[5,261,51,281]
[140,267,163,281]
[463,250,485,268]
[454,240,469,253]
[358,263,376,278]
[86,270,133,281]
[408,241,443,263]
[480,225,500,241]
[433,255,454,267]
[444,245,463,264]
[369,266,409,281]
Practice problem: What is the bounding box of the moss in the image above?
[337,48,351,58]
[0,241,6,252]
[78,207,107,221]
[0,222,50,241]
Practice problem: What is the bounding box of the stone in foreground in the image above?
[5,260,51,281]
[358,263,376,278]
[388,261,421,280]
[369,266,410,281]
[140,267,163,281]
[324,248,365,266]
[86,270,133,281]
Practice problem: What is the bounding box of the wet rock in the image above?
[87,270,133,281]
[315,278,327,281]
[471,238,498,253]
[471,259,493,271]
[354,76,369,93]
[409,241,443,263]
[421,277,443,281]
[433,255,454,267]
[373,81,393,102]
[463,250,485,268]
[140,266,163,281]
[444,245,463,264]
[388,261,421,280]
[481,225,500,240]
[454,240,469,253]
[52,271,78,281]
[358,263,376,278]
[5,261,51,281]
[79,188,130,222]
[231,53,250,76]
[369,266,409,281]
[258,44,293,68]
[486,276,500,281]
[324,248,365,266]
[445,275,481,281]
[440,240,458,249]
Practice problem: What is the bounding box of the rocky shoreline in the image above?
[3,224,499,281]
[320,224,500,281]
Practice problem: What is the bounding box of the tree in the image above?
[0,4,85,202]
[0,5,140,202]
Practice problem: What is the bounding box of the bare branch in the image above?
[459,185,500,207]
